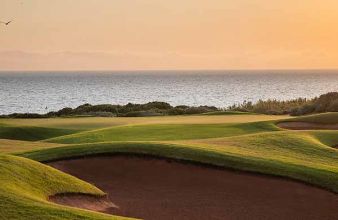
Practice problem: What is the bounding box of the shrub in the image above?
[121,111,162,117]
[56,107,74,116]
[231,92,338,116]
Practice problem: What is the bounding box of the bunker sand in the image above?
[49,156,338,220]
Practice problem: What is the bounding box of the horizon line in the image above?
[2,68,338,73]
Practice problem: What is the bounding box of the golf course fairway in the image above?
[0,113,337,219]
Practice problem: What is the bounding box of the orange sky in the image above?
[1,0,338,70]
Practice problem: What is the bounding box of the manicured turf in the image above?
[307,130,338,147]
[0,139,62,153]
[202,111,256,115]
[0,113,337,219]
[46,122,280,144]
[282,112,338,124]
[0,114,289,129]
[0,124,77,141]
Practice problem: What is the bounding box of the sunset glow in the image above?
[1,0,338,70]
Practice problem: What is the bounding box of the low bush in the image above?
[1,102,219,118]
[229,92,338,116]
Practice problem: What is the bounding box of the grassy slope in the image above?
[282,112,338,124]
[0,115,287,153]
[0,114,289,129]
[46,122,280,144]
[0,154,130,220]
[0,139,62,153]
[0,124,77,141]
[309,131,338,147]
[19,129,338,193]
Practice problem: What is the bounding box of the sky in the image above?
[1,0,338,70]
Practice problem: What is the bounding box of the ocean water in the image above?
[1,70,338,114]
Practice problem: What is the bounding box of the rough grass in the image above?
[0,154,131,220]
[282,112,338,124]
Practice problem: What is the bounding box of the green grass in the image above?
[201,111,256,115]
[307,130,338,147]
[0,114,290,129]
[0,113,337,219]
[0,154,131,220]
[46,122,280,144]
[0,124,77,141]
[282,112,338,124]
[0,139,63,153]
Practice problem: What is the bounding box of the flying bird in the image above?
[0,21,12,26]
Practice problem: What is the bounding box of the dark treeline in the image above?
[2,92,338,118]
[229,92,338,116]
[1,102,218,118]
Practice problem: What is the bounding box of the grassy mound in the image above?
[0,154,130,220]
[0,114,289,129]
[307,130,338,147]
[281,112,338,124]
[0,124,76,141]
[0,139,62,153]
[46,122,280,144]
[19,130,338,193]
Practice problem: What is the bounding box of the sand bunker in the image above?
[278,122,338,130]
[49,156,338,220]
[49,193,117,213]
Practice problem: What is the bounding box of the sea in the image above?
[1,70,338,115]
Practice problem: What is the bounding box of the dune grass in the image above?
[0,154,131,220]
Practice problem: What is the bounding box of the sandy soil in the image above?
[278,122,338,130]
[49,156,338,220]
[50,194,117,213]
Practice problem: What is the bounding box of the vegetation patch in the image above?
[2,92,338,118]
[0,124,77,141]
[46,122,280,144]
[229,92,338,116]
[0,101,219,118]
[280,112,338,124]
